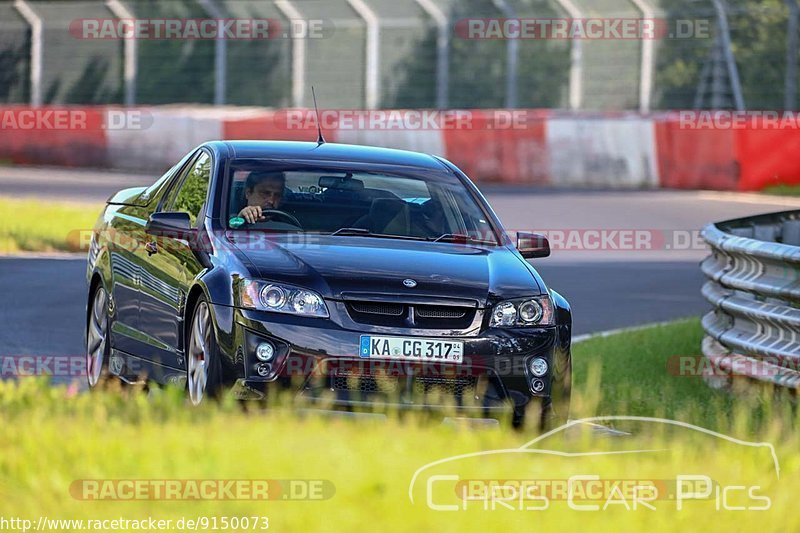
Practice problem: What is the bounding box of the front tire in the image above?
[86,285,110,388]
[186,297,222,405]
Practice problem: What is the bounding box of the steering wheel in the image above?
[249,209,304,229]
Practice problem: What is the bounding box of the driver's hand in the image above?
[238,206,265,224]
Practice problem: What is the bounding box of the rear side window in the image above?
[166,152,212,226]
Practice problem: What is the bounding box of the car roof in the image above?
[208,140,449,171]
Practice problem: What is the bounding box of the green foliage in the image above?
[763,183,800,196]
[655,0,794,110]
[391,0,569,108]
[172,156,211,225]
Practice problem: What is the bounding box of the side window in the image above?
[165,152,212,226]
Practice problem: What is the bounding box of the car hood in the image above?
[227,233,544,307]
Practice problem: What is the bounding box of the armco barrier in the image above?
[700,210,800,387]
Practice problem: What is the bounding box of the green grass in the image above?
[572,319,751,429]
[0,196,102,253]
[1,319,798,530]
[762,184,800,196]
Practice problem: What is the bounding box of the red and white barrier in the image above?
[0,106,107,167]
[545,115,659,188]
[3,105,800,191]
[442,110,549,185]
[654,113,739,190]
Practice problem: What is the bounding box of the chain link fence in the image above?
[0,0,797,110]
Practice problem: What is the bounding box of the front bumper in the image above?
[215,304,571,417]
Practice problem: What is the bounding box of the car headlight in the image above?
[489,295,555,327]
[239,279,329,318]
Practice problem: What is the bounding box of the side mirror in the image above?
[516,232,550,259]
[145,212,194,239]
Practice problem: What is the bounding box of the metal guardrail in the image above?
[701,210,800,388]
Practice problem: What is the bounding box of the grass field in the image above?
[0,196,101,253]
[571,319,751,430]
[763,184,800,196]
[0,319,796,531]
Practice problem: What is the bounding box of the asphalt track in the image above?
[2,166,800,382]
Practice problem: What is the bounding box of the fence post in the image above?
[13,0,42,107]
[106,0,137,106]
[416,0,449,109]
[712,0,744,110]
[786,0,798,110]
[554,0,583,110]
[198,0,226,106]
[348,0,380,109]
[492,0,518,108]
[275,0,305,108]
[630,0,655,113]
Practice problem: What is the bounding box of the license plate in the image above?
[359,336,464,363]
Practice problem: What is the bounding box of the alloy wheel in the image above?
[187,301,212,405]
[86,286,108,388]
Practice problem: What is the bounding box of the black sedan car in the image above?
[86,141,571,429]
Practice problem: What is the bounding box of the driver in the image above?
[237,171,285,224]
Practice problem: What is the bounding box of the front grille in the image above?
[416,306,467,319]
[297,359,511,411]
[348,301,404,316]
[330,370,479,402]
[332,371,398,394]
[414,375,478,396]
[345,300,476,329]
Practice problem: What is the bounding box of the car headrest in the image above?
[370,198,410,235]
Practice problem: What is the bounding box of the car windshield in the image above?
[225,160,499,244]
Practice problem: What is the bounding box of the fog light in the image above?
[530,378,545,393]
[255,342,275,362]
[529,357,548,377]
[256,363,271,377]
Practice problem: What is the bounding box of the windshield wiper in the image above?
[329,227,372,237]
[432,233,496,245]
[327,228,426,241]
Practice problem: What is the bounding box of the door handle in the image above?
[145,241,158,256]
